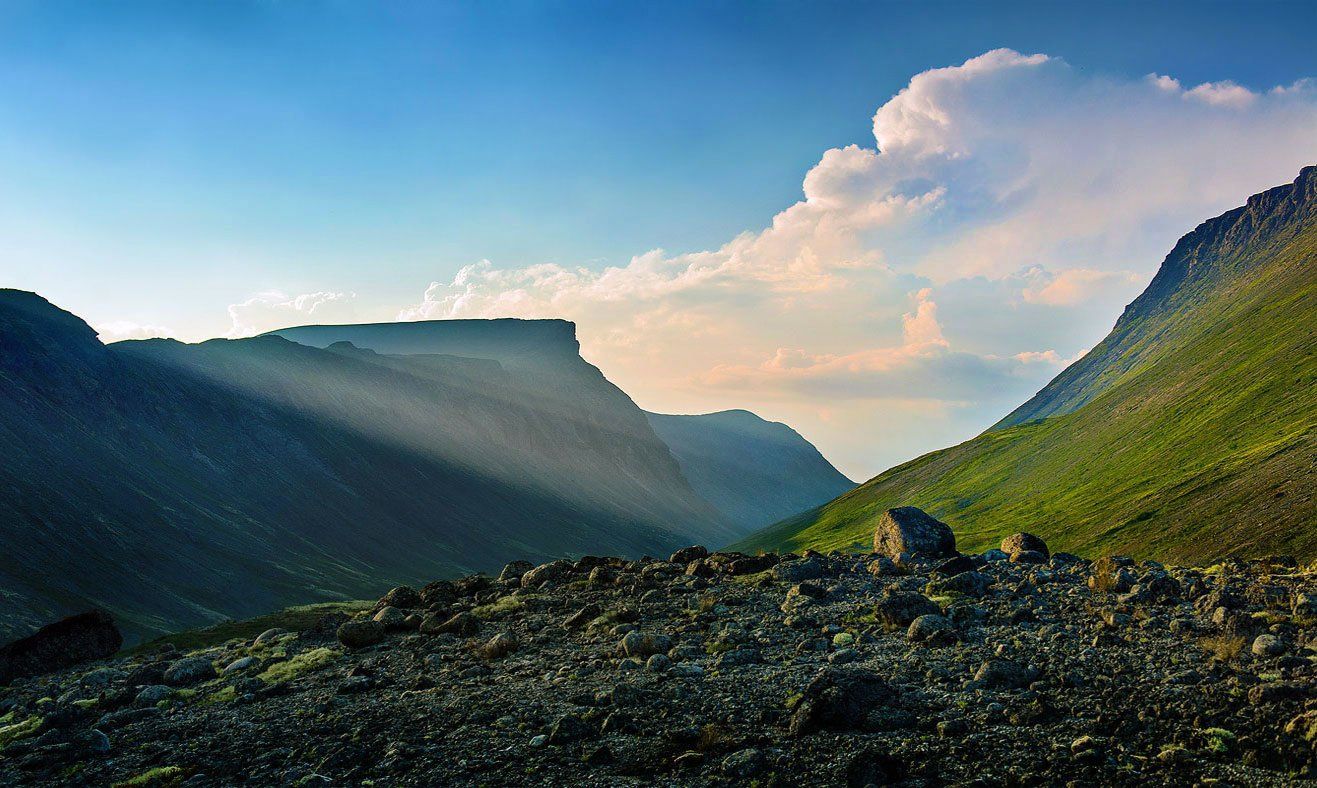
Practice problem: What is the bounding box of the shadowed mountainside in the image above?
[645,409,854,534]
[0,297,734,643]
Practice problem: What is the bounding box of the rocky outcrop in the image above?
[0,610,121,684]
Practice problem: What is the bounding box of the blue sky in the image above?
[2,1,1315,476]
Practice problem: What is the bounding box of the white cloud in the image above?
[227,290,358,338]
[397,49,1317,479]
[94,320,174,342]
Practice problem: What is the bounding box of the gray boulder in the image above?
[873,507,955,561]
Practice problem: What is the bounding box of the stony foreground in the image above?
[1,543,1315,786]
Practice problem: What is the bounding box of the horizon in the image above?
[4,1,1317,479]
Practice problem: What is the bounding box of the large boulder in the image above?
[1001,533,1049,558]
[873,507,956,561]
[0,609,122,684]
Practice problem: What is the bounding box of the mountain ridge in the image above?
[741,166,1317,563]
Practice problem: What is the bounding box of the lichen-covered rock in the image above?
[1001,533,1049,558]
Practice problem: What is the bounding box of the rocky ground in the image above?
[1,532,1315,786]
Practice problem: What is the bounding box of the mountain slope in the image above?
[0,297,731,643]
[645,409,854,534]
[741,167,1317,563]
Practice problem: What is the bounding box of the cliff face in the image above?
[0,295,731,643]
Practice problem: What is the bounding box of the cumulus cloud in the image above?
[227,290,357,338]
[397,49,1317,478]
[94,320,174,343]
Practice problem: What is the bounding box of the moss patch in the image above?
[258,647,340,684]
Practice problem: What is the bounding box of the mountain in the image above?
[0,297,734,643]
[740,166,1317,563]
[644,409,854,534]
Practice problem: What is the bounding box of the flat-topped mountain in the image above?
[0,296,736,643]
[743,167,1317,563]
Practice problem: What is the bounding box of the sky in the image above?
[3,1,1316,480]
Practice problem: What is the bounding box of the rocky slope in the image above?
[743,167,1317,563]
[645,410,855,535]
[1,527,1312,785]
[0,292,733,644]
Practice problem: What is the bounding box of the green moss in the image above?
[472,594,532,620]
[202,686,236,704]
[1201,727,1237,754]
[112,766,185,787]
[0,715,43,749]
[257,647,340,684]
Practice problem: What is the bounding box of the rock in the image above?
[563,603,602,630]
[223,656,259,674]
[669,546,708,564]
[1251,633,1284,657]
[981,549,1009,562]
[1071,735,1102,762]
[1010,550,1048,565]
[726,554,779,576]
[1001,533,1049,558]
[0,609,123,684]
[645,654,671,672]
[162,656,217,687]
[378,586,421,609]
[497,560,535,583]
[521,560,572,588]
[1247,681,1307,705]
[845,749,904,786]
[789,667,893,736]
[80,667,125,688]
[478,632,519,660]
[872,591,940,626]
[547,714,592,744]
[336,620,386,650]
[781,582,828,614]
[133,685,172,707]
[372,606,409,631]
[828,648,859,664]
[419,580,459,608]
[721,748,766,778]
[429,612,480,637]
[972,659,1035,690]
[773,557,828,583]
[906,614,954,644]
[618,632,671,658]
[925,571,993,599]
[252,628,286,645]
[715,648,761,668]
[933,555,977,576]
[96,707,160,731]
[873,507,956,561]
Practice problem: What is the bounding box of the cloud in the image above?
[94,320,174,342]
[398,49,1317,479]
[227,290,357,338]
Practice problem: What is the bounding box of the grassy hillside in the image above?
[739,167,1317,564]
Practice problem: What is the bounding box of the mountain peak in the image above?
[0,289,107,374]
[268,318,581,363]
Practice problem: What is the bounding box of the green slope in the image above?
[739,167,1317,564]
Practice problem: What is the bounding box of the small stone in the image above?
[721,748,766,778]
[497,560,535,583]
[1251,634,1284,657]
[1010,549,1048,565]
[827,648,859,664]
[529,734,548,748]
[547,714,592,744]
[372,606,409,631]
[134,685,172,707]
[479,632,519,660]
[223,656,259,674]
[645,653,671,672]
[336,619,386,650]
[563,604,602,629]
[619,632,671,658]
[907,614,954,644]
[669,546,708,564]
[253,628,286,645]
[163,656,217,687]
[1001,532,1050,558]
[379,586,421,609]
[972,659,1035,690]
